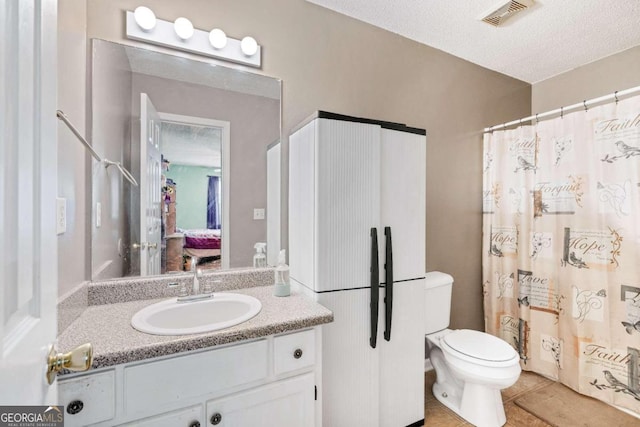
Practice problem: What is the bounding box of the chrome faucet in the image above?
[174,256,213,303]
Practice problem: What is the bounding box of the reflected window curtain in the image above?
[482,93,640,416]
[207,175,221,229]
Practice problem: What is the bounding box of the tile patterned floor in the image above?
[424,370,555,426]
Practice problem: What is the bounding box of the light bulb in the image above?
[174,17,194,40]
[209,28,227,49]
[133,6,156,32]
[240,36,258,56]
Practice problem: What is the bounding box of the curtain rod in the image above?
[484,85,640,133]
[56,110,139,187]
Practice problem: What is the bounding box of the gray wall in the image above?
[58,0,532,330]
[532,45,640,112]
[90,41,132,280]
[57,0,89,297]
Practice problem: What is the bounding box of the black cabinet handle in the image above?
[384,227,393,342]
[370,228,379,349]
[293,348,303,359]
[66,400,84,415]
[210,413,222,425]
[189,422,200,427]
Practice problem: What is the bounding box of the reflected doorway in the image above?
[158,112,231,274]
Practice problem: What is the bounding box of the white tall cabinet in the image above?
[289,112,426,426]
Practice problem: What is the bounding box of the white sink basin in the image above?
[131,293,262,336]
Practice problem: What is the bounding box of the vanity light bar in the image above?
[126,10,261,68]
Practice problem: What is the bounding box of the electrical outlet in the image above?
[56,198,66,235]
[253,208,265,220]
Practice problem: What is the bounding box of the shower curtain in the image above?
[482,94,640,415]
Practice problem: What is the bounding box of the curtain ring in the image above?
[614,91,619,104]
[583,100,588,112]
[535,113,539,125]
[560,106,564,119]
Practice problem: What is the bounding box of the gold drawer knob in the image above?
[46,343,93,384]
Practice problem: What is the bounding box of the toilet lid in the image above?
[442,329,517,363]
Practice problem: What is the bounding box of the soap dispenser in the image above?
[273,249,290,297]
[253,242,267,268]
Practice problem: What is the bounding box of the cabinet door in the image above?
[317,289,379,427]
[380,128,426,282]
[290,118,381,292]
[118,405,202,427]
[378,279,425,427]
[315,118,381,290]
[123,340,268,419]
[206,374,314,427]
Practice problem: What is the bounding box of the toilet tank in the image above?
[424,271,453,334]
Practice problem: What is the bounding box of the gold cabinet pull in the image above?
[46,343,93,384]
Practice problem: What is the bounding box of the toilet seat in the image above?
[441,329,519,368]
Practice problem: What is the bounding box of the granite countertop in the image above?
[57,286,333,372]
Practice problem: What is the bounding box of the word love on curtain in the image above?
[482,94,640,415]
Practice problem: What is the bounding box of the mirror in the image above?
[90,39,281,280]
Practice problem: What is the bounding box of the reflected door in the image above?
[140,93,162,276]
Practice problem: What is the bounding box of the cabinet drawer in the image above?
[59,370,115,427]
[118,405,202,427]
[123,340,268,418]
[273,329,315,375]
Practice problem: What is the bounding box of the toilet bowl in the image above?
[427,329,521,427]
[424,272,521,427]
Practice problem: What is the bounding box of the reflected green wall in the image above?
[165,164,218,230]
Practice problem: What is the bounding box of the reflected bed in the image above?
[180,228,221,259]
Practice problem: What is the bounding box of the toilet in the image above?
[424,272,521,427]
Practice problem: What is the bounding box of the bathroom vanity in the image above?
[59,329,319,426]
[56,273,332,427]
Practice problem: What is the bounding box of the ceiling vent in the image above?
[479,0,534,27]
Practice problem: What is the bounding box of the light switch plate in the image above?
[253,208,265,220]
[56,198,66,235]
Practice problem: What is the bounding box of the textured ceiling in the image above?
[161,122,221,168]
[307,0,640,83]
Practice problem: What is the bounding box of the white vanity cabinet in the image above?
[58,328,321,427]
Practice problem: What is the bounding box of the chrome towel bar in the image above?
[56,110,138,187]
